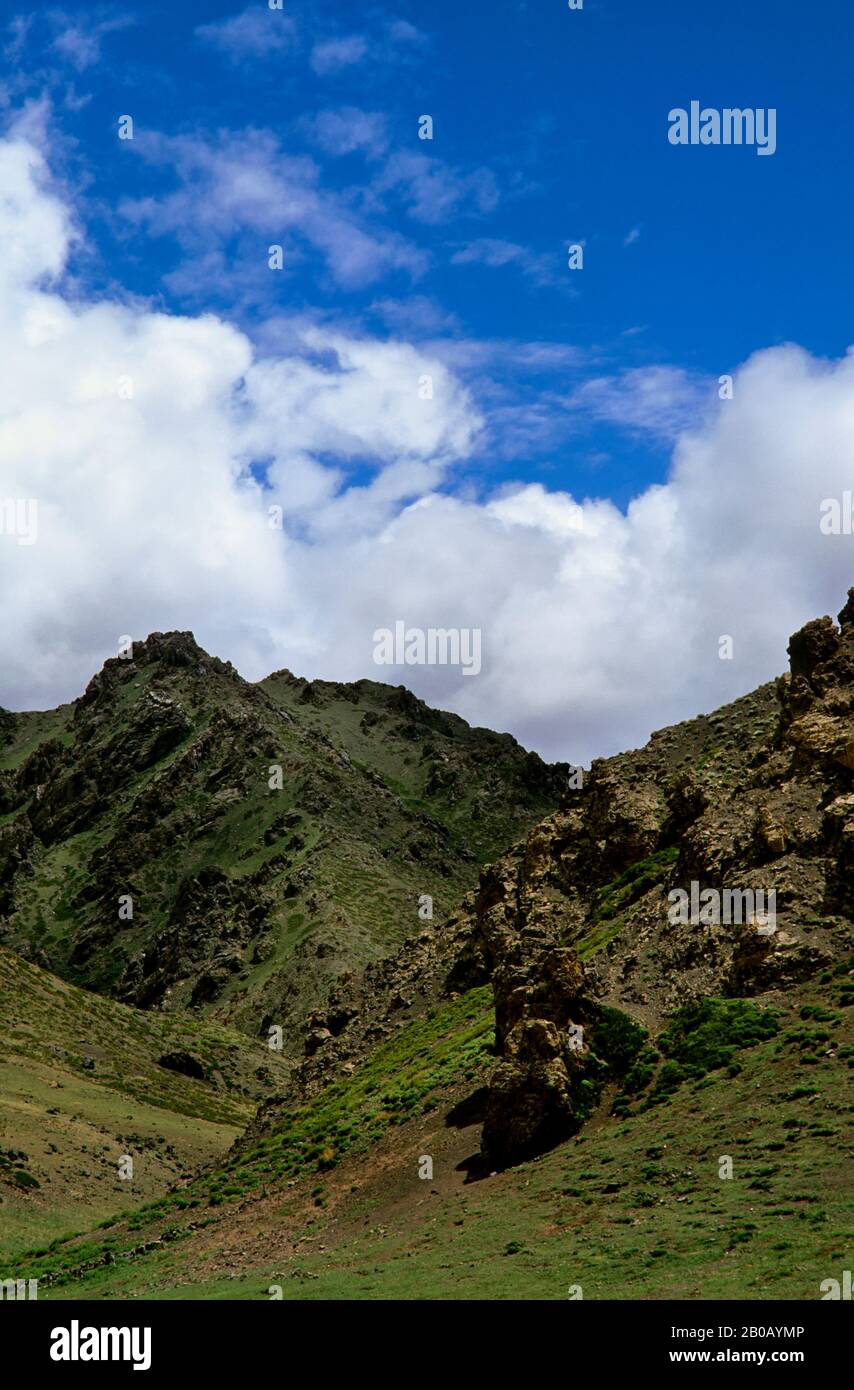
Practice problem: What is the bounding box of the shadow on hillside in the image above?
[444,1085,489,1130]
[455,1151,494,1184]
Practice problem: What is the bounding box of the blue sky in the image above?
[4,0,854,760]
[7,0,844,505]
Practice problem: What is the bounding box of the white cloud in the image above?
[374,154,499,226]
[304,107,388,160]
[371,295,461,336]
[196,6,297,59]
[118,129,508,301]
[0,133,75,284]
[4,15,34,63]
[388,20,427,46]
[241,325,482,536]
[48,11,135,71]
[4,130,854,771]
[120,127,427,290]
[567,365,712,442]
[450,237,559,287]
[487,484,585,538]
[0,128,478,708]
[310,36,368,76]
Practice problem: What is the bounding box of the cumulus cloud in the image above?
[0,134,75,281]
[0,127,477,703]
[3,129,854,767]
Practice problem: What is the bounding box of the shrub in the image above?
[591,1007,648,1075]
[656,997,778,1078]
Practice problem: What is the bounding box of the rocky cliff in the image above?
[253,595,854,1167]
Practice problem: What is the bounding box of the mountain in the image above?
[0,631,565,1049]
[2,602,852,1300]
[0,633,563,1266]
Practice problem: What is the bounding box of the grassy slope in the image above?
[0,706,76,776]
[8,956,851,1300]
[0,947,290,1259]
[259,672,556,864]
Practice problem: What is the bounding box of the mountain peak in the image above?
[130,630,226,669]
[75,630,239,712]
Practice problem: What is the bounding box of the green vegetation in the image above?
[1,636,563,1048]
[621,998,781,1109]
[578,846,679,960]
[590,1006,649,1075]
[217,989,494,1194]
[0,946,290,1259]
[8,973,850,1302]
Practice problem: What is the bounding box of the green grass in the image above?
[576,846,680,959]
[0,946,291,1259]
[641,998,780,1105]
[19,970,851,1301]
[14,960,851,1303]
[4,985,494,1289]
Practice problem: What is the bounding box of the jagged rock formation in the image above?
[247,595,854,1166]
[4,600,854,1173]
[462,596,854,1160]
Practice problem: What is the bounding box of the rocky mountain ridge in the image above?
[248,596,854,1166]
[3,600,852,1301]
[0,631,564,1050]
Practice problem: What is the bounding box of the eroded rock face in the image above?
[445,597,854,1164]
[236,595,854,1170]
[786,616,841,686]
[477,880,591,1162]
[482,1027,588,1164]
[0,822,34,917]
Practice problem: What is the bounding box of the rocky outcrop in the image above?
[438,598,854,1164]
[230,595,854,1171]
[5,599,854,1176]
[157,1049,207,1080]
